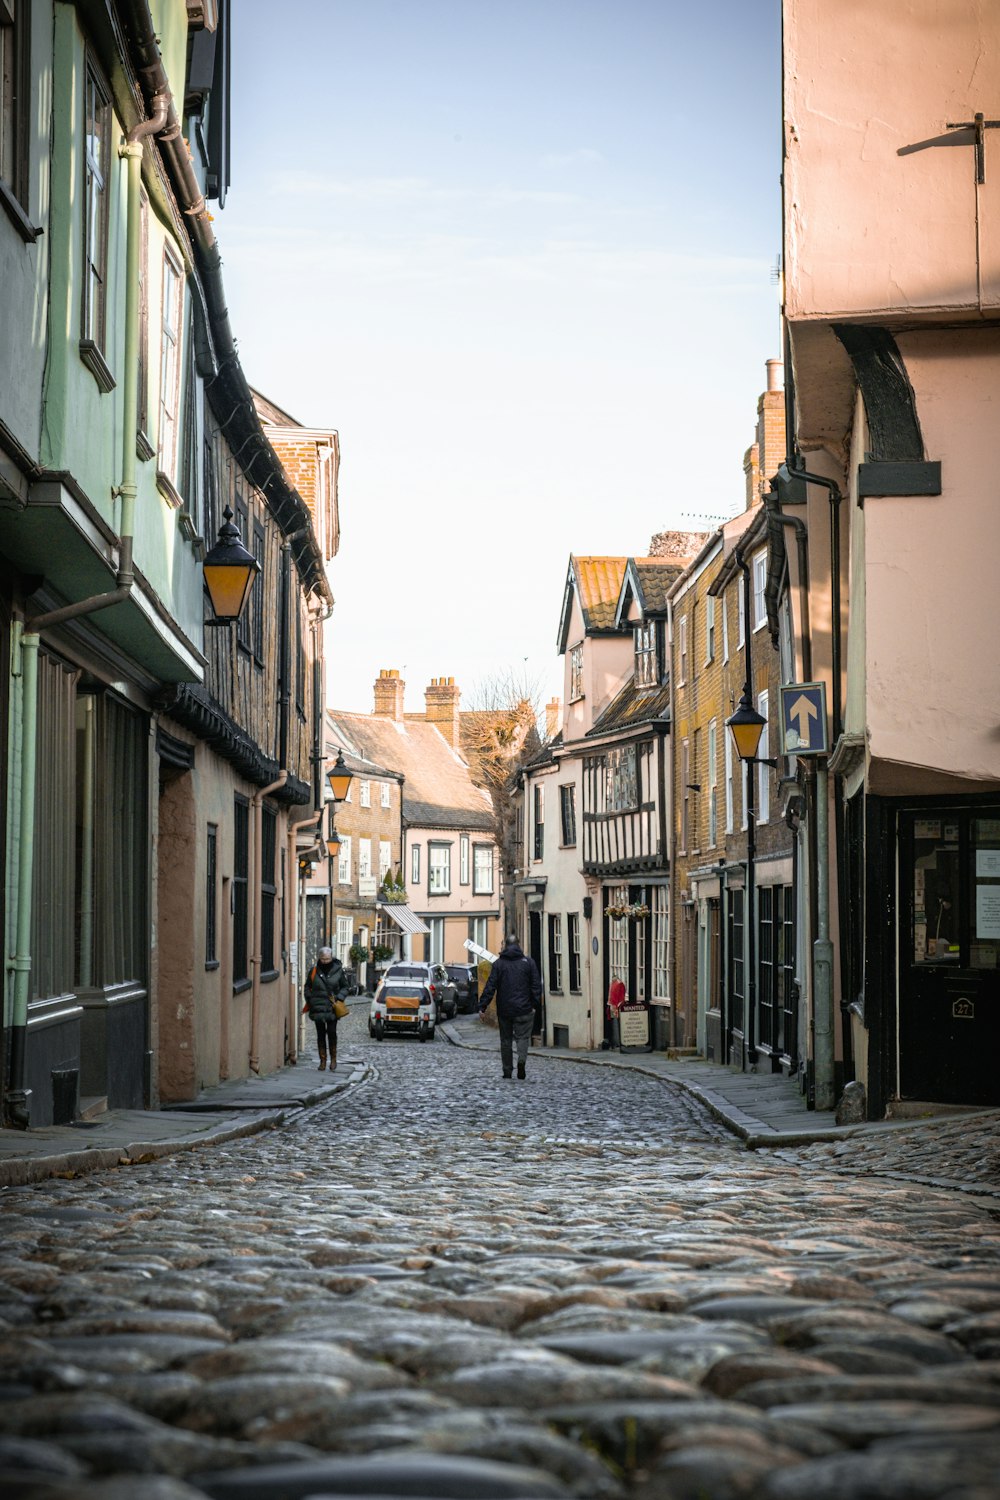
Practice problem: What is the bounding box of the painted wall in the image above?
[864,328,1000,787]
[784,0,999,319]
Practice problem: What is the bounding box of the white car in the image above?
[369,979,436,1042]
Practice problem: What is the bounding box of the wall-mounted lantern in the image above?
[203,505,260,623]
[326,748,354,802]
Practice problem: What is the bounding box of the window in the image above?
[380,782,390,808]
[469,915,489,953]
[429,843,451,894]
[205,824,218,966]
[336,914,353,965]
[81,60,112,384]
[635,620,657,687]
[548,914,563,992]
[251,525,265,665]
[757,690,770,823]
[460,835,470,885]
[533,784,544,860]
[606,745,637,811]
[359,780,371,808]
[725,726,735,834]
[235,496,251,653]
[158,248,184,478]
[427,917,445,965]
[358,837,372,879]
[708,718,718,848]
[569,643,584,702]
[261,806,276,974]
[411,844,421,885]
[559,783,577,847]
[137,192,151,450]
[681,740,690,852]
[473,843,493,894]
[568,913,581,991]
[233,796,249,986]
[652,886,669,999]
[753,551,767,631]
[722,596,730,662]
[738,583,745,647]
[729,887,745,1035]
[379,839,392,881]
[337,836,352,885]
[705,596,716,663]
[0,0,30,223]
[678,614,688,684]
[692,729,700,850]
[607,883,628,989]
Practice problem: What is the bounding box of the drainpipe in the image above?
[735,546,758,1069]
[5,93,166,1128]
[286,810,323,1064]
[78,697,96,989]
[249,771,287,1074]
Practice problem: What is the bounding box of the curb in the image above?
[0,1065,368,1190]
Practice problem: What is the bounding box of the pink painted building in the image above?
[774,0,1000,1112]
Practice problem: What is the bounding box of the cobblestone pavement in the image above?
[1,1011,998,1500]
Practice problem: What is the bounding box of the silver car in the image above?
[381,962,457,1020]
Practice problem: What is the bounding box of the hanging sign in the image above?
[779,681,829,756]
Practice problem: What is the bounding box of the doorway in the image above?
[898,807,1000,1105]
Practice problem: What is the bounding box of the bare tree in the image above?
[461,670,546,933]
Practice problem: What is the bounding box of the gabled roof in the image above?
[614,557,688,628]
[328,711,493,832]
[251,387,304,429]
[587,676,671,738]
[557,556,630,653]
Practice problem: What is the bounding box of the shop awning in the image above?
[379,904,430,935]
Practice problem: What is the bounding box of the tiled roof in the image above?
[631,558,687,613]
[587,676,671,737]
[574,557,630,632]
[328,711,494,832]
[251,387,304,429]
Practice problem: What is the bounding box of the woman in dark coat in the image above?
[303,946,349,1070]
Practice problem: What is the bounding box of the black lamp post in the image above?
[203,506,260,623]
[726,554,777,1070]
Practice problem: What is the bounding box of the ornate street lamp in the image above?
[326,748,354,802]
[203,505,260,623]
[726,690,767,762]
[326,805,342,860]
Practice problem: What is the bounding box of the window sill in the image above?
[79,339,116,393]
[261,968,279,984]
[0,179,42,241]
[157,470,184,509]
[205,960,220,972]
[232,978,252,995]
[136,429,155,462]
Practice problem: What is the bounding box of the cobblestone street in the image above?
[1,1011,998,1500]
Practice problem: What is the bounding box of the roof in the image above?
[250,387,304,429]
[615,558,688,628]
[557,556,630,652]
[328,711,494,832]
[587,676,671,738]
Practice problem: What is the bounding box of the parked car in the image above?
[382,962,457,1020]
[369,980,436,1042]
[446,962,479,1013]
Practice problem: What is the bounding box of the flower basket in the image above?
[604,902,650,921]
[349,943,369,965]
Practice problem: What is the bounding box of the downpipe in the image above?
[249,771,288,1074]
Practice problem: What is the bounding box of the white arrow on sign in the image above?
[789,693,819,748]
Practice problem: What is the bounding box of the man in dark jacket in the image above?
[304,946,349,1071]
[478,934,542,1079]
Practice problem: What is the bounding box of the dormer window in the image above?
[569,643,584,702]
[635,620,658,688]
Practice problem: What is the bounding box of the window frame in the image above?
[429,841,451,896]
[569,643,584,702]
[358,836,372,880]
[157,243,185,480]
[80,55,113,387]
[705,595,716,663]
[337,835,352,886]
[533,783,544,860]
[380,781,390,808]
[559,782,577,847]
[757,689,770,823]
[567,912,581,991]
[411,843,421,885]
[260,804,277,976]
[205,822,218,968]
[460,834,470,885]
[634,619,658,688]
[548,913,563,992]
[359,779,371,808]
[677,613,688,685]
[0,0,33,234]
[232,794,250,989]
[472,842,493,895]
[753,550,768,632]
[708,718,718,848]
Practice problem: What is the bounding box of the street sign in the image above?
[779,681,829,756]
[463,938,498,963]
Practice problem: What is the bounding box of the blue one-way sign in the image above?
[780,681,829,756]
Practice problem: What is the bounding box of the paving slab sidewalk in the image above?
[440,1013,999,1151]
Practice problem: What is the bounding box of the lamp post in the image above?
[203,505,260,623]
[726,555,777,1071]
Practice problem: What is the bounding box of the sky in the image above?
[219,0,783,717]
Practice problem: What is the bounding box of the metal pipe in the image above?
[249,771,288,1074]
[77,697,96,988]
[8,626,39,1127]
[736,549,758,1068]
[813,762,835,1109]
[784,464,843,736]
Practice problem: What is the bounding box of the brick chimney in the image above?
[425,676,461,748]
[545,697,561,740]
[756,357,786,492]
[373,668,405,721]
[743,440,760,512]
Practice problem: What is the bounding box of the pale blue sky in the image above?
[219,0,782,714]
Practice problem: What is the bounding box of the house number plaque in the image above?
[951,997,975,1020]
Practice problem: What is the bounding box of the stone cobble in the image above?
[0,1010,997,1500]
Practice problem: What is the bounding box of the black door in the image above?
[898,808,1000,1105]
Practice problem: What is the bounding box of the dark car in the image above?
[446,962,479,1013]
[382,962,457,1020]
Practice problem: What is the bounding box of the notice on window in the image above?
[914,819,941,840]
[976,885,1000,940]
[976,849,1000,879]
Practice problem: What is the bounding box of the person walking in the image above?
[478,934,542,1080]
[303,945,349,1071]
